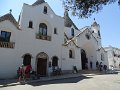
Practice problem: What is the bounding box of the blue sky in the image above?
[0,0,120,48]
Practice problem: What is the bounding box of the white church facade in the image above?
[0,0,108,79]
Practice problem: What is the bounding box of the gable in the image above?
[31,2,61,19]
[98,47,107,53]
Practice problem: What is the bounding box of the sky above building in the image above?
[0,0,120,48]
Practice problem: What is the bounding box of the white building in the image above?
[0,0,108,79]
[105,46,120,69]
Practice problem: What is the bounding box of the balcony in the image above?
[36,34,51,41]
[0,41,15,48]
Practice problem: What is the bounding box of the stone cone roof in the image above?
[64,10,78,30]
[32,0,45,6]
[0,13,19,29]
[92,21,98,26]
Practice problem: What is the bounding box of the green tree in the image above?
[63,0,120,18]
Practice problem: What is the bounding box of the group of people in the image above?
[96,61,107,73]
[17,64,32,82]
[85,61,107,73]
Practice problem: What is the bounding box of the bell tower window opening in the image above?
[44,6,47,14]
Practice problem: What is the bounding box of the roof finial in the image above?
[94,18,96,21]
[9,9,12,14]
[64,6,69,16]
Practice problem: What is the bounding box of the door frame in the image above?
[81,49,88,70]
[36,52,49,76]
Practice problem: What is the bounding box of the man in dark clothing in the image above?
[96,61,99,70]
[103,65,107,73]
[90,61,92,69]
[99,62,103,72]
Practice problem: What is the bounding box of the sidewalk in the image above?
[0,73,82,88]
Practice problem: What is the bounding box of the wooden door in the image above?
[37,58,47,76]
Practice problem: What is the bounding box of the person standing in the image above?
[96,61,99,70]
[90,61,92,70]
[18,65,26,82]
[25,65,32,79]
[99,62,103,72]
[103,65,107,73]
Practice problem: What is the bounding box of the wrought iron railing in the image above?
[0,41,15,48]
[36,34,51,41]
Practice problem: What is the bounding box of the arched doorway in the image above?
[81,49,88,70]
[23,54,31,66]
[36,52,48,76]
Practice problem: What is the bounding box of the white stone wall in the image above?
[105,47,120,69]
[61,43,81,71]
[0,21,21,78]
[64,26,79,39]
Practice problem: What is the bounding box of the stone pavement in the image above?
[0,70,118,88]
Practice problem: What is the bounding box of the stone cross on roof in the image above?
[9,9,12,14]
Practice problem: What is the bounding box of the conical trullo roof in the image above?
[32,0,45,6]
[92,18,99,27]
[0,13,19,29]
[64,9,78,30]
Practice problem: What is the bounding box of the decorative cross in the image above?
[9,9,12,14]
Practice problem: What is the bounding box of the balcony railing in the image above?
[0,41,15,48]
[36,34,51,41]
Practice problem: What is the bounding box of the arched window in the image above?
[101,53,104,61]
[69,50,73,58]
[44,6,47,14]
[23,54,31,66]
[85,33,91,40]
[28,21,33,28]
[52,56,58,66]
[39,23,47,36]
[71,28,74,36]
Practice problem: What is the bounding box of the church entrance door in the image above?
[36,52,48,76]
[81,49,88,70]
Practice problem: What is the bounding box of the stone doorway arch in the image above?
[36,52,48,76]
[81,49,88,70]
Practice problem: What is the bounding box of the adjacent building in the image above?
[105,46,120,69]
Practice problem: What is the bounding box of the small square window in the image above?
[54,28,57,34]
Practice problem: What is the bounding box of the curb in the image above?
[0,82,20,88]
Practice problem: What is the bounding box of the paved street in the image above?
[0,73,120,90]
